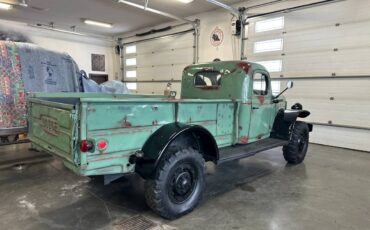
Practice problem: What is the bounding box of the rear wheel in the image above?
[144,148,205,219]
[283,121,309,164]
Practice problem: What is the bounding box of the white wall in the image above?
[118,0,370,152]
[0,19,120,80]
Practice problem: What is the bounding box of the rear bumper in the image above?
[0,127,27,136]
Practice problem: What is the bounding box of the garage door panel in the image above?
[282,49,370,77]
[284,0,370,29]
[286,99,370,128]
[137,83,154,95]
[137,82,181,97]
[136,64,186,81]
[135,34,194,54]
[246,0,369,151]
[282,79,370,100]
[137,48,193,67]
[124,30,193,95]
[244,29,369,62]
[283,25,370,53]
[310,125,370,152]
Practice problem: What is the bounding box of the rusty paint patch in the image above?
[257,96,265,105]
[240,136,249,144]
[121,116,132,128]
[257,134,263,140]
[238,62,251,73]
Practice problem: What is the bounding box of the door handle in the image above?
[252,107,259,110]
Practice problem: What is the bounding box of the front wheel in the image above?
[283,121,309,164]
[144,148,205,219]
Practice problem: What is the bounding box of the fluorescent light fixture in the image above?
[255,17,284,33]
[125,45,136,54]
[256,60,283,72]
[117,0,194,24]
[0,3,13,10]
[83,19,112,28]
[177,0,194,3]
[254,39,283,53]
[126,70,137,78]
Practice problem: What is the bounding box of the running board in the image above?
[218,138,289,164]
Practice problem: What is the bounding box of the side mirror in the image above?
[287,80,294,89]
[274,80,294,99]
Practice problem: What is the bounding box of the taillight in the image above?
[80,140,93,152]
[97,139,107,150]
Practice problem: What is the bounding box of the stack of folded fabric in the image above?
[0,41,26,128]
[0,41,81,130]
[18,42,80,93]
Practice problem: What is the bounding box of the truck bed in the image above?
[28,93,238,176]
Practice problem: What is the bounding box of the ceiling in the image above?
[0,0,243,36]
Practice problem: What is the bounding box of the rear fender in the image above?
[136,122,218,179]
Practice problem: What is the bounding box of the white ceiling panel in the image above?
[0,0,242,36]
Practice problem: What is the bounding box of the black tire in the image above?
[144,148,205,219]
[283,121,309,164]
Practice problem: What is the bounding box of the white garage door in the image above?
[123,31,195,96]
[246,0,370,151]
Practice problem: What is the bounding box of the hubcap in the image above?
[168,163,198,204]
[175,172,191,195]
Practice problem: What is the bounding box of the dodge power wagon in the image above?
[28,61,312,219]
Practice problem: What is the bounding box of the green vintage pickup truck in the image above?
[28,60,312,219]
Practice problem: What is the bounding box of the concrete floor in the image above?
[0,143,369,230]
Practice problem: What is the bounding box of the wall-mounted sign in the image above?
[210,27,224,47]
[91,54,105,72]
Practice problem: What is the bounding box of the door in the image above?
[248,71,274,141]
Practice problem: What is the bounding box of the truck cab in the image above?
[181,61,285,144]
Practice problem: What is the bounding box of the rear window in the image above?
[194,70,221,88]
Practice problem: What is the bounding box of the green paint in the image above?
[28,61,286,177]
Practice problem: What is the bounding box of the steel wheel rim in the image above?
[168,162,198,204]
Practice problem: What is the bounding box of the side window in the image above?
[253,72,269,96]
[194,70,221,88]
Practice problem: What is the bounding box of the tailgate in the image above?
[28,98,78,163]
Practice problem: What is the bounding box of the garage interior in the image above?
[0,0,369,229]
